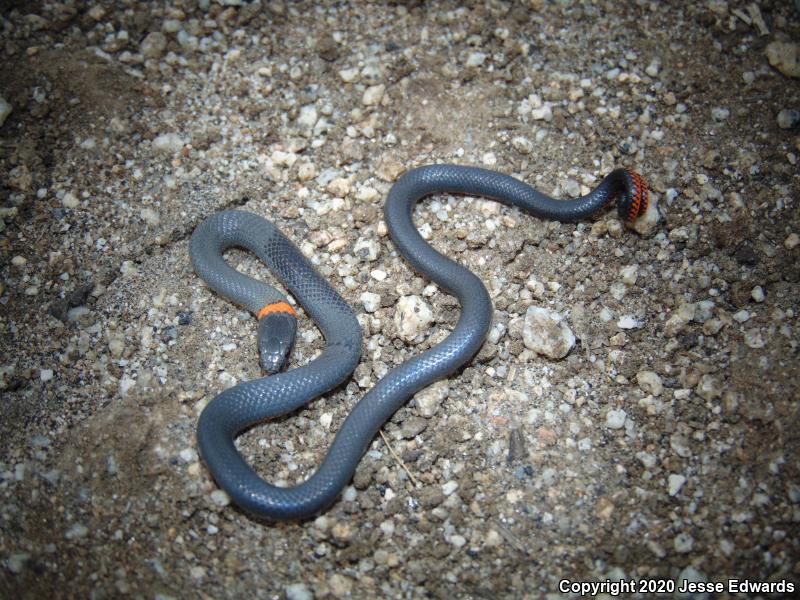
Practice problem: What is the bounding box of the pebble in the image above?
[511,136,533,154]
[65,523,89,540]
[695,374,721,401]
[360,292,381,313]
[765,41,800,78]
[751,286,765,302]
[6,553,29,574]
[285,583,314,600]
[674,532,694,553]
[530,104,553,121]
[0,96,11,127]
[668,473,686,496]
[619,265,638,285]
[140,208,160,226]
[711,107,730,121]
[414,380,449,417]
[777,109,800,129]
[605,409,627,429]
[442,480,459,496]
[339,67,359,83]
[785,233,799,249]
[11,255,26,266]
[636,370,663,396]
[210,489,231,507]
[362,84,385,106]
[616,315,641,330]
[40,369,53,382]
[522,306,575,359]
[664,303,695,336]
[140,32,167,59]
[465,52,486,67]
[152,133,186,154]
[179,448,197,462]
[394,295,434,342]
[354,238,379,261]
[62,192,80,208]
[297,105,318,130]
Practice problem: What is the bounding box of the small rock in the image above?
[140,208,160,226]
[442,480,459,496]
[605,408,627,429]
[777,109,800,129]
[6,553,29,574]
[617,315,641,330]
[522,306,575,359]
[360,292,381,313]
[395,295,434,342]
[665,303,695,336]
[140,32,167,59]
[511,136,533,154]
[353,238,379,261]
[695,374,721,401]
[414,380,449,417]
[711,107,730,121]
[674,532,694,553]
[531,104,553,121]
[65,523,89,540]
[285,583,314,600]
[636,370,663,396]
[400,416,427,439]
[619,265,638,285]
[668,473,686,496]
[0,96,12,127]
[339,67,359,83]
[179,448,197,462]
[40,369,53,382]
[465,52,486,67]
[784,232,799,249]
[751,286,765,302]
[297,105,318,130]
[210,489,231,507]
[765,41,800,78]
[362,84,385,106]
[152,133,185,154]
[62,192,80,208]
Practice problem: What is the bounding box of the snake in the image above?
[190,165,648,521]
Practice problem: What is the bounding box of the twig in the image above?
[379,430,419,487]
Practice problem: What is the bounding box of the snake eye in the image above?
[618,170,649,223]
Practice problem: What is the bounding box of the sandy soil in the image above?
[1,1,799,598]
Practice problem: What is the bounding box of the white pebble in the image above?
[636,370,663,396]
[414,380,449,417]
[751,286,765,303]
[784,232,799,249]
[362,84,385,106]
[285,583,314,600]
[442,480,459,496]
[522,306,575,359]
[617,315,641,330]
[62,192,80,208]
[360,292,381,313]
[0,95,11,127]
[210,489,231,507]
[465,52,486,67]
[605,408,627,429]
[394,295,434,342]
[297,105,318,129]
[11,255,26,266]
[40,369,53,382]
[152,133,185,154]
[668,474,686,496]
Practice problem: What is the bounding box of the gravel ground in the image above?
[1,1,799,598]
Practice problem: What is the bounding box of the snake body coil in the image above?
[190,165,648,520]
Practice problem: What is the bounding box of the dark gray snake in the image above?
[190,164,648,520]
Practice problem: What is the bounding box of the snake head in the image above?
[257,310,297,374]
[617,169,649,223]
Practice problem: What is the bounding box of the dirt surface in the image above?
[1,1,799,598]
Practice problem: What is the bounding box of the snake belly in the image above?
[190,164,648,520]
